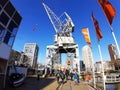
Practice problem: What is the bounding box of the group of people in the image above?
[37,68,91,85]
[56,69,91,85]
[55,69,80,84]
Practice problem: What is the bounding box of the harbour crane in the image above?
[43,3,80,74]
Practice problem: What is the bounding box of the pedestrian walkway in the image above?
[6,75,95,90]
[43,80,95,90]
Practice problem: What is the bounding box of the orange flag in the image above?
[98,0,116,25]
[82,28,91,45]
[91,13,102,41]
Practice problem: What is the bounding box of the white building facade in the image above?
[23,43,39,68]
[95,61,115,73]
[82,45,93,73]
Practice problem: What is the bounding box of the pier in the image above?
[1,0,120,90]
[6,75,95,90]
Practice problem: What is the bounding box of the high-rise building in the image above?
[82,45,93,72]
[108,44,120,60]
[23,43,39,68]
[0,0,22,89]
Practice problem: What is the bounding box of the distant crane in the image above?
[43,3,80,74]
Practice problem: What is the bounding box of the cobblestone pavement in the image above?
[6,76,95,90]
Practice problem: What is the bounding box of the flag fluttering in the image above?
[32,27,37,31]
[32,24,38,31]
[98,0,116,25]
[91,13,103,41]
[82,28,91,45]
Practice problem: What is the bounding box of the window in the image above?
[25,49,28,53]
[13,12,22,25]
[7,35,14,46]
[3,31,11,44]
[0,6,2,11]
[0,12,9,26]
[4,2,15,17]
[8,20,18,34]
[0,24,5,34]
[0,24,6,41]
[30,50,33,53]
[0,0,8,7]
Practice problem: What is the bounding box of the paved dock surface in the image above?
[6,76,95,90]
[43,79,95,90]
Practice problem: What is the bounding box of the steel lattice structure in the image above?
[43,3,80,74]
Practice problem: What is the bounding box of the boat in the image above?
[105,73,120,84]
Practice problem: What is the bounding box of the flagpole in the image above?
[88,30,96,88]
[109,24,120,58]
[103,13,120,58]
[98,41,106,90]
[90,46,96,88]
[98,0,120,58]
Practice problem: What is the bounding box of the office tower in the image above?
[23,43,39,68]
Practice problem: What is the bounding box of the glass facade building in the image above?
[0,0,22,47]
[0,0,22,89]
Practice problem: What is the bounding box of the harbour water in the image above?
[106,83,120,90]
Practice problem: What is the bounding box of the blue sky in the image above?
[11,0,120,64]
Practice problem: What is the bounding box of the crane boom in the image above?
[42,3,74,36]
[43,3,63,33]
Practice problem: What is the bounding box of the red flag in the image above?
[92,13,102,41]
[32,27,37,31]
[98,0,116,25]
[82,28,91,45]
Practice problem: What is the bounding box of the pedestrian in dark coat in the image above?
[65,69,69,80]
[56,70,60,83]
[70,72,73,81]
[60,71,65,84]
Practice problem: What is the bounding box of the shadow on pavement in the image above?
[56,80,67,90]
[6,77,55,90]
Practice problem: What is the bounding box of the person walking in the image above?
[56,70,60,84]
[70,71,73,81]
[86,73,91,84]
[73,72,79,84]
[37,71,40,80]
[60,70,65,84]
[65,69,69,80]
